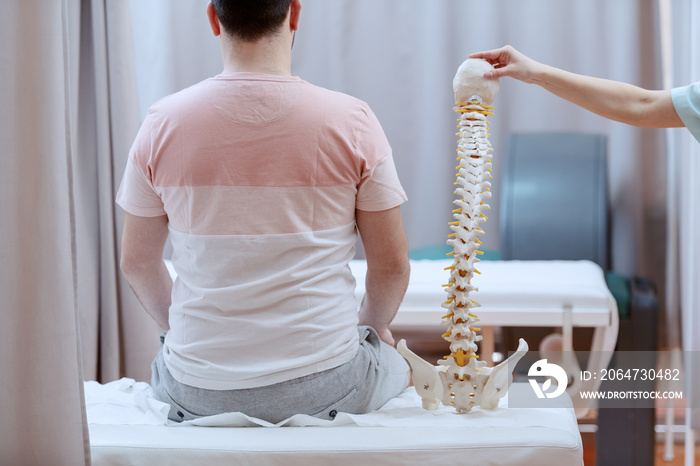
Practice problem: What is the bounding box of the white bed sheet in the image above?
[88,379,583,465]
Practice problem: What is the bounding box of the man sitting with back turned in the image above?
[117,0,410,423]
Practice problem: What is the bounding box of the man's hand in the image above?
[469,45,541,84]
[374,326,396,346]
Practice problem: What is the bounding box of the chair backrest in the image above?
[499,132,609,269]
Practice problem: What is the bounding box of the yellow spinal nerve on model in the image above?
[397,58,528,413]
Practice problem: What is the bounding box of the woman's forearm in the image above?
[533,65,680,128]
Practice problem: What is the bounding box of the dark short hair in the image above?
[211,0,293,42]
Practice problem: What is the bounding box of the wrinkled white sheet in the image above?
[84,379,170,426]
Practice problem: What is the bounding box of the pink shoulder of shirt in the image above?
[116,73,407,230]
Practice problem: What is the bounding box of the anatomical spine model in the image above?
[397,58,528,413]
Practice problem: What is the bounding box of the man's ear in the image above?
[207,2,221,37]
[289,0,301,32]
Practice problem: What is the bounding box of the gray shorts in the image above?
[151,326,409,423]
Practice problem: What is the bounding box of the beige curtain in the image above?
[1,0,157,462]
[0,0,90,463]
[74,0,160,384]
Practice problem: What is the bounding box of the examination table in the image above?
[88,380,583,465]
[86,258,606,465]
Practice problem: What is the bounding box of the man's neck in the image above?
[220,34,292,76]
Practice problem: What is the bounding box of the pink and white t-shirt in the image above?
[116,73,406,390]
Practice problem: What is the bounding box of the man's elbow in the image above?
[370,253,410,280]
[395,257,411,289]
[119,255,137,278]
[395,254,411,278]
[120,254,152,279]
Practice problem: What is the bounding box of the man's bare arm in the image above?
[356,206,410,346]
[120,212,172,330]
[470,45,684,128]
